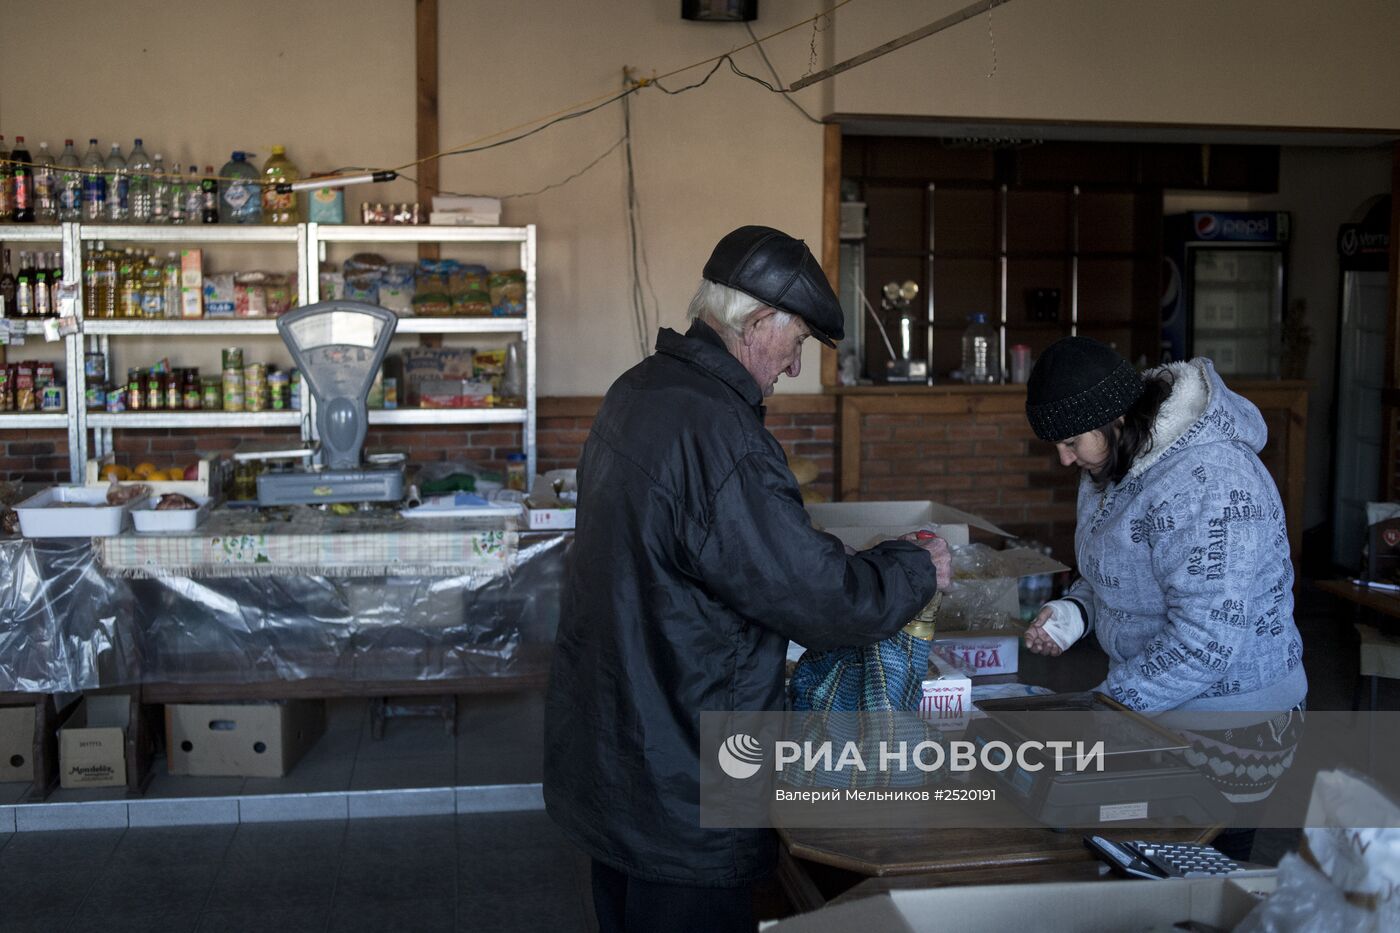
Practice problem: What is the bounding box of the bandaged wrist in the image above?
[1039,599,1087,650]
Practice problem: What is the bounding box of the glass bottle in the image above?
[960,313,1001,384]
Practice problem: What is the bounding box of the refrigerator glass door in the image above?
[1332,270,1389,568]
[1189,247,1283,377]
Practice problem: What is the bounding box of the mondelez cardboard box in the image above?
[806,500,1069,675]
[59,694,132,789]
[166,700,326,778]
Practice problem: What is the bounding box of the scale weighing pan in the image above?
[257,301,405,506]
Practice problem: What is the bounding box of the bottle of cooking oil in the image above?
[99,244,118,319]
[117,249,141,319]
[260,145,301,224]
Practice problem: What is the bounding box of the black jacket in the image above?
[543,320,938,885]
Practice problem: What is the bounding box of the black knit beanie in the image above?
[1025,337,1143,442]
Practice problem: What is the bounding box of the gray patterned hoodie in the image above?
[1064,358,1307,713]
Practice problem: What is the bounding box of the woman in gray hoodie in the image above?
[1021,337,1306,854]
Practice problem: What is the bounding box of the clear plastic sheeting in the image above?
[0,537,139,693]
[0,532,567,692]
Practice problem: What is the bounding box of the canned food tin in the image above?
[86,384,106,410]
[268,370,290,410]
[40,386,65,411]
[202,377,222,410]
[222,347,244,371]
[105,386,126,412]
[84,351,106,381]
[223,390,245,412]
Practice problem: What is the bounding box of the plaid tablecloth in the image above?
[97,506,516,579]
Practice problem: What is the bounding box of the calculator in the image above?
[1085,836,1272,880]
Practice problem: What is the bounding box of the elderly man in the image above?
[544,225,950,933]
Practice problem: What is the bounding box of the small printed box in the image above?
[59,695,132,788]
[180,249,204,318]
[931,634,1021,676]
[919,653,973,730]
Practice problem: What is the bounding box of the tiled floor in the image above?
[0,578,1391,932]
[0,813,594,933]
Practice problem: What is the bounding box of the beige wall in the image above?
[832,0,1400,130]
[3,1,1399,395]
[0,0,830,395]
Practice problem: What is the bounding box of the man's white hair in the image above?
[686,279,794,337]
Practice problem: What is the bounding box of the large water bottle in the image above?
[167,162,185,224]
[960,313,1001,384]
[103,141,129,222]
[127,138,153,223]
[56,139,82,222]
[218,151,261,224]
[149,153,170,224]
[80,139,105,222]
[32,142,56,224]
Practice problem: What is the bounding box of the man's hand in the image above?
[902,531,951,589]
[1023,605,1064,657]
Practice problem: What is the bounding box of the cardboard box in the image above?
[0,705,33,783]
[806,500,1011,549]
[527,469,577,530]
[166,700,326,778]
[766,876,1274,932]
[918,653,972,730]
[399,347,476,406]
[59,694,132,788]
[807,500,1068,676]
[180,248,203,318]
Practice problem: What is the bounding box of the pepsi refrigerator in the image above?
[1161,211,1290,376]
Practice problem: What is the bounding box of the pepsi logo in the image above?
[1195,214,1219,238]
[1383,528,1400,548]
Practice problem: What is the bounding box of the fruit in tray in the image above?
[101,462,202,483]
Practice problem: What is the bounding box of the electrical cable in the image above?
[742,22,822,124]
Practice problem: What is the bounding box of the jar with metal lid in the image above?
[128,372,145,411]
[182,368,202,410]
[165,371,181,410]
[201,377,222,410]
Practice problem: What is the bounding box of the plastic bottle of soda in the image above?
[218,151,261,224]
[162,252,181,318]
[261,146,301,224]
[104,141,129,223]
[56,140,82,222]
[81,139,106,222]
[183,165,203,223]
[10,137,33,222]
[127,138,153,223]
[0,137,13,222]
[32,142,57,224]
[15,253,34,317]
[201,165,219,224]
[168,162,185,224]
[149,153,170,224]
[0,251,15,318]
[140,253,164,318]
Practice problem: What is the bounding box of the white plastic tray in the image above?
[131,495,213,533]
[15,486,137,538]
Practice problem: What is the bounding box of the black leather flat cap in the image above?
[702,225,843,347]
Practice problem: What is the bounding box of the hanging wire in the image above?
[985,2,998,78]
[743,22,822,124]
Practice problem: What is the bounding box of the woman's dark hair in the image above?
[1087,369,1175,488]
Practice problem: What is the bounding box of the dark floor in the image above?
[0,577,1391,932]
[0,812,595,933]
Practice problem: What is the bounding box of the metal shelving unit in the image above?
[0,223,539,482]
[308,223,538,479]
[0,224,82,481]
[73,224,312,465]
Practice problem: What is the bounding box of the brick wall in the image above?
[850,401,1079,556]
